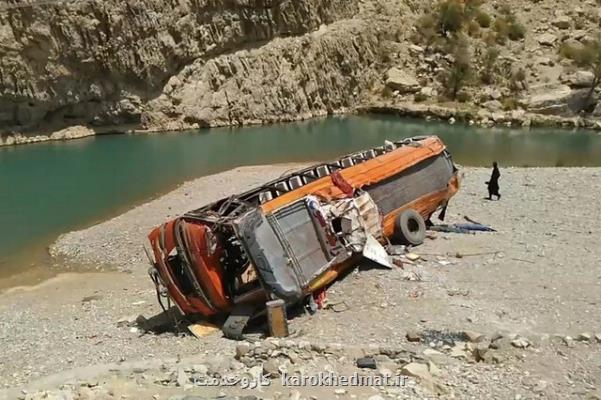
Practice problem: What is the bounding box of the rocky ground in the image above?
[4,0,601,144]
[1,165,600,400]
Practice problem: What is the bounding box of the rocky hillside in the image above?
[0,0,364,133]
[2,0,601,142]
[374,0,601,129]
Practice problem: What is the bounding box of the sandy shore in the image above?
[49,164,308,270]
[1,165,600,399]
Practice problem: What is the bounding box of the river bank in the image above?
[1,164,600,399]
[5,0,601,148]
[3,103,601,148]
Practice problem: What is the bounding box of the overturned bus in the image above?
[147,136,460,337]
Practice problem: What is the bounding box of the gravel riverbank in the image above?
[1,165,600,399]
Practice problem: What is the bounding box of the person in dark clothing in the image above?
[486,161,501,200]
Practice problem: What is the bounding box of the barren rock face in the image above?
[0,0,360,132]
[141,21,384,130]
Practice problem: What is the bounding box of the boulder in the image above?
[536,33,558,46]
[565,71,595,88]
[235,343,251,359]
[473,342,491,362]
[511,337,531,349]
[49,125,95,141]
[409,44,424,54]
[406,329,422,342]
[463,330,486,343]
[262,359,281,377]
[401,363,445,394]
[572,30,587,41]
[491,111,506,122]
[401,362,430,379]
[536,57,554,66]
[483,100,503,111]
[552,16,571,29]
[522,84,596,116]
[385,68,421,93]
[420,87,436,97]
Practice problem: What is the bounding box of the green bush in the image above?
[476,10,492,28]
[560,40,601,72]
[493,15,525,43]
[467,20,481,37]
[493,18,509,43]
[440,37,473,99]
[502,97,518,110]
[514,68,527,82]
[507,22,526,41]
[464,0,484,20]
[480,46,500,84]
[559,43,581,59]
[438,0,465,35]
[509,68,527,93]
[456,91,471,103]
[415,13,439,46]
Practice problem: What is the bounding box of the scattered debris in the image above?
[187,322,220,338]
[266,299,289,338]
[391,257,404,268]
[405,253,421,262]
[386,245,406,255]
[430,221,495,234]
[356,357,377,369]
[421,330,470,347]
[455,251,501,258]
[363,234,393,269]
[323,301,350,313]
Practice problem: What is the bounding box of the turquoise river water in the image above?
[1,114,601,285]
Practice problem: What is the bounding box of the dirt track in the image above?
[1,165,600,399]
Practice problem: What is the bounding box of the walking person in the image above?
[486,162,501,200]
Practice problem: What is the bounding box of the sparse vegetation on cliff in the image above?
[440,37,473,100]
[559,36,601,111]
[410,0,528,103]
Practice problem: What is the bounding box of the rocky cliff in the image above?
[2,0,601,143]
[0,0,363,134]
[141,20,384,130]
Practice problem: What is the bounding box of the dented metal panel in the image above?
[366,152,455,215]
[234,208,303,301]
[270,200,331,288]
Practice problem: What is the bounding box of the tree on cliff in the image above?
[560,37,601,112]
[441,37,473,100]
